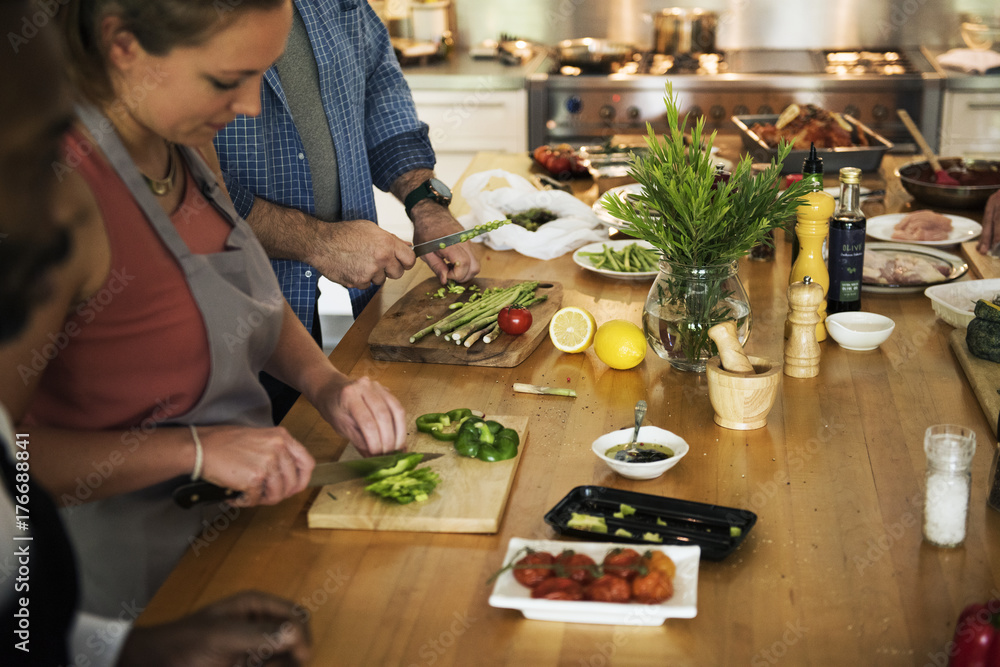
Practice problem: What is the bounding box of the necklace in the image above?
[140,142,176,196]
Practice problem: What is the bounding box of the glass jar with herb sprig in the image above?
[602,84,813,372]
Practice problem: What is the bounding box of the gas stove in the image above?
[528,48,942,152]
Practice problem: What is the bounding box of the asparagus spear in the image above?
[512,383,577,397]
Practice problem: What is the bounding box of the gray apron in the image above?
[63,106,284,617]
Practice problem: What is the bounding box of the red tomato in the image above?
[531,577,584,600]
[584,575,633,603]
[512,551,555,588]
[602,548,642,581]
[498,306,532,335]
[555,550,598,585]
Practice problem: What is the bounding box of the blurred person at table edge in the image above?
[0,2,309,665]
[0,0,406,620]
[214,0,481,421]
[976,190,1000,255]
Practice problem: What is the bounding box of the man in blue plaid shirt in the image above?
[215,0,480,420]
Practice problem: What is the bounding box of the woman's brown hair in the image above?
[61,0,287,105]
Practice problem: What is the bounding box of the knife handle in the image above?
[172,481,242,509]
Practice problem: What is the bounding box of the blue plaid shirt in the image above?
[214,0,435,327]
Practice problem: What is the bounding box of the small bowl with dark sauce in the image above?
[592,426,690,480]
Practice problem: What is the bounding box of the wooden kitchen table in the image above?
[138,152,1000,666]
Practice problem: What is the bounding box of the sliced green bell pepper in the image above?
[454,418,519,462]
[415,409,474,441]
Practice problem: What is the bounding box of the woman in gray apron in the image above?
[0,0,407,617]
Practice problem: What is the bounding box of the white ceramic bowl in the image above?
[825,312,895,351]
[592,426,690,480]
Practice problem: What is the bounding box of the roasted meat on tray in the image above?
[750,103,868,150]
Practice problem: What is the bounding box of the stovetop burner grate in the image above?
[824,50,917,76]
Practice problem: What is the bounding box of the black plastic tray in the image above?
[543,486,757,561]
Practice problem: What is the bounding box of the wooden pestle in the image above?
[708,321,755,374]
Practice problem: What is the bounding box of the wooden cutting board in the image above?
[368,277,562,366]
[961,241,1000,279]
[307,416,529,533]
[949,328,1000,439]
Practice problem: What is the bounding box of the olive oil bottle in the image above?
[827,167,866,314]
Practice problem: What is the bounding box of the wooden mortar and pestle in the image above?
[705,321,782,430]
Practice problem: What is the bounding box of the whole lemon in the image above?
[594,320,647,369]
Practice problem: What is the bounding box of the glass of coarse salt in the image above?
[923,424,976,548]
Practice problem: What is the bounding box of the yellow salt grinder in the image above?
[788,190,835,342]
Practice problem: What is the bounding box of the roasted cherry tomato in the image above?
[641,550,676,582]
[602,547,643,581]
[531,577,584,601]
[512,550,555,588]
[631,570,674,604]
[555,550,598,586]
[584,574,633,603]
[497,305,532,335]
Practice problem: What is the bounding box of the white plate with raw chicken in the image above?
[863,242,969,294]
[866,211,981,247]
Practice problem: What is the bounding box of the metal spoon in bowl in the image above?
[614,400,648,462]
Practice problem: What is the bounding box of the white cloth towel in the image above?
[936,48,1000,74]
[457,169,608,260]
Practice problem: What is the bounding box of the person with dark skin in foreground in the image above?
[0,1,309,665]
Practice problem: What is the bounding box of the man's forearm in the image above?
[244,197,323,263]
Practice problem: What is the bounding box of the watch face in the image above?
[429,178,452,201]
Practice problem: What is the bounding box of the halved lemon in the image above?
[548,307,597,353]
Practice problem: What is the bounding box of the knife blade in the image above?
[411,229,481,257]
[990,241,1000,258]
[171,451,443,508]
[411,220,509,257]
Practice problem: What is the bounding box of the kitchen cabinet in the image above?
[939,89,1000,157]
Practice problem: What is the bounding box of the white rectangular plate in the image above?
[488,538,700,625]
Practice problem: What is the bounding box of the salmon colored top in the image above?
[24,128,232,431]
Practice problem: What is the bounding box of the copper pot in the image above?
[653,7,717,55]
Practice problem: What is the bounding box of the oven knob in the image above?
[709,104,725,120]
[872,104,889,121]
[733,104,749,116]
[626,106,641,120]
[757,104,773,115]
[599,105,616,120]
[689,104,703,119]
[844,104,860,118]
[565,96,583,114]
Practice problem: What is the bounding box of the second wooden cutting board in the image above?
[307,416,529,533]
[368,277,562,366]
[950,329,1000,438]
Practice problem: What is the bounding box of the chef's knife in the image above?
[172,451,443,508]
[410,221,508,257]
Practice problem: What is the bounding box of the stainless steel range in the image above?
[528,48,943,153]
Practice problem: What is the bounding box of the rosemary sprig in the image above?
[603,83,814,265]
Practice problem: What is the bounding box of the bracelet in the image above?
[189,424,204,481]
